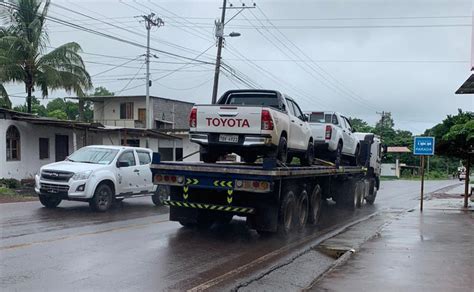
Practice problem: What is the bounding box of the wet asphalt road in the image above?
[0,180,460,291]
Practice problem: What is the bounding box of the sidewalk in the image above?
[311,199,474,291]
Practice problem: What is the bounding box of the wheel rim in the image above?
[299,195,308,226]
[312,187,321,220]
[97,188,110,207]
[284,200,293,230]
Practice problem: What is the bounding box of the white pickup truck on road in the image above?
[35,145,164,211]
[306,111,360,165]
[189,89,314,165]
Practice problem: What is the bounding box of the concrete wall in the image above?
[94,97,193,130]
[152,98,193,129]
[0,120,86,180]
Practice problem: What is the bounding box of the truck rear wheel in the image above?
[308,185,322,225]
[38,195,62,208]
[295,189,309,230]
[278,187,296,235]
[89,183,113,212]
[276,136,288,164]
[301,141,314,166]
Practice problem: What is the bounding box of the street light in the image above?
[228,32,241,37]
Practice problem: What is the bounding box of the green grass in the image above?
[0,187,37,202]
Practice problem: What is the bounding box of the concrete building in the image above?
[0,108,178,180]
[87,95,199,161]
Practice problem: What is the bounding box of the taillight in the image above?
[325,125,332,139]
[154,174,184,186]
[261,109,274,130]
[234,180,272,193]
[189,108,197,128]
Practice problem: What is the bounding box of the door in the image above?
[55,135,69,162]
[116,150,140,194]
[341,116,355,154]
[290,100,310,150]
[138,108,146,124]
[135,150,154,193]
[285,98,300,150]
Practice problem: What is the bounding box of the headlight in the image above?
[72,170,92,180]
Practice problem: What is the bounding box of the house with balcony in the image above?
[88,95,199,161]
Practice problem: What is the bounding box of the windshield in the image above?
[67,147,119,164]
[225,93,280,108]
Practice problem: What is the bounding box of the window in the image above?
[285,99,296,116]
[6,126,20,161]
[331,114,339,125]
[117,151,136,167]
[39,138,49,159]
[175,148,183,161]
[137,151,151,165]
[291,101,304,120]
[120,102,134,119]
[121,139,140,147]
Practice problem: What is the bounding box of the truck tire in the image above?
[201,152,218,163]
[295,189,309,230]
[242,153,257,164]
[152,185,169,206]
[351,145,360,166]
[89,183,113,212]
[355,181,364,208]
[277,187,296,235]
[334,141,343,168]
[301,141,315,166]
[276,136,288,164]
[308,185,322,225]
[38,195,62,208]
[366,179,377,205]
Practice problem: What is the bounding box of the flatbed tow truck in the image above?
[151,134,381,235]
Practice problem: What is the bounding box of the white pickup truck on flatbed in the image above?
[189,89,314,165]
[306,111,360,165]
[35,145,164,211]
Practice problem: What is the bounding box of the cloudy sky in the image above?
[2,0,473,133]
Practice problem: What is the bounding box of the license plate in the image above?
[219,134,239,143]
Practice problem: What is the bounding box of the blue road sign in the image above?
[413,136,435,156]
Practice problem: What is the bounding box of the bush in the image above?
[0,178,21,189]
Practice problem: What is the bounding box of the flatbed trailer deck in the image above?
[151,159,378,235]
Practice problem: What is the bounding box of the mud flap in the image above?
[248,206,279,232]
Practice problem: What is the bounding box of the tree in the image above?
[429,109,474,159]
[0,28,12,108]
[47,109,67,120]
[13,96,47,116]
[348,117,374,133]
[92,86,114,97]
[0,0,92,113]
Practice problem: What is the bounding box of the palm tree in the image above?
[0,0,92,113]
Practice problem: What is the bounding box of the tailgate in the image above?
[195,105,262,134]
[309,123,327,140]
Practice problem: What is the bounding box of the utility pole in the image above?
[211,1,252,103]
[141,13,164,147]
[211,0,228,104]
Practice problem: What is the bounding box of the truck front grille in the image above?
[41,170,74,182]
[40,183,70,193]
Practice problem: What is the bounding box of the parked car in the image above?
[35,145,164,211]
[189,89,314,165]
[306,111,360,166]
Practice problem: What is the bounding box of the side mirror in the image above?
[300,115,308,122]
[117,161,129,168]
[352,127,357,133]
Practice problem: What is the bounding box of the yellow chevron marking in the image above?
[183,193,189,200]
[183,186,189,193]
[225,206,232,211]
[217,206,224,210]
[213,180,219,187]
[182,202,189,207]
[197,204,203,209]
[204,204,209,209]
[227,196,233,204]
[175,202,182,207]
[227,189,233,195]
[210,205,217,210]
[190,203,196,208]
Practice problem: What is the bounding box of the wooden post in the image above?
[420,155,425,212]
[464,154,471,208]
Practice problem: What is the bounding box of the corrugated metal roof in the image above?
[456,74,474,94]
